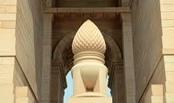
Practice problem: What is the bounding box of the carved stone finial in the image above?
[69,20,112,103]
[72,20,106,55]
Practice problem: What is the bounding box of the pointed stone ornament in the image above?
[72,20,106,55]
[68,20,112,103]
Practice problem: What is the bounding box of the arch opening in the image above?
[64,71,73,103]
[52,31,124,103]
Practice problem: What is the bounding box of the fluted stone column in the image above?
[51,60,66,103]
[42,14,53,103]
[109,61,125,103]
[68,20,112,103]
[121,13,136,103]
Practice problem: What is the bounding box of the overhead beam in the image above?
[45,7,130,14]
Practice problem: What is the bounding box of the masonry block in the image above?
[16,86,35,103]
[0,29,15,55]
[5,6,16,13]
[151,85,163,96]
[0,0,17,6]
[162,35,174,54]
[16,97,33,103]
[145,84,163,103]
[165,82,174,93]
[151,96,163,103]
[0,95,14,103]
[164,63,174,72]
[165,72,174,83]
[0,64,14,83]
[0,83,14,95]
[0,13,16,20]
[162,20,174,27]
[1,20,16,28]
[165,93,174,103]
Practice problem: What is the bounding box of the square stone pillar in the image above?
[121,13,136,103]
[41,14,53,103]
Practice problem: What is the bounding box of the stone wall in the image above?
[0,0,16,102]
[132,0,174,102]
[160,0,174,102]
[131,0,163,102]
[0,0,43,101]
[0,0,16,55]
[15,0,43,100]
[139,57,165,102]
[0,57,16,102]
[0,57,37,103]
[160,0,174,54]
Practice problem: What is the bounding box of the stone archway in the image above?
[53,32,122,74]
[52,31,125,103]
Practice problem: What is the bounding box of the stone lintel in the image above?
[45,7,130,14]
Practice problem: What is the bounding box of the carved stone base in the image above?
[68,96,112,103]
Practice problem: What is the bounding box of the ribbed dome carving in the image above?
[72,20,106,55]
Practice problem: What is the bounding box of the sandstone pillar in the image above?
[68,20,112,103]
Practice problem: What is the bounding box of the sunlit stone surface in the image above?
[68,20,112,103]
